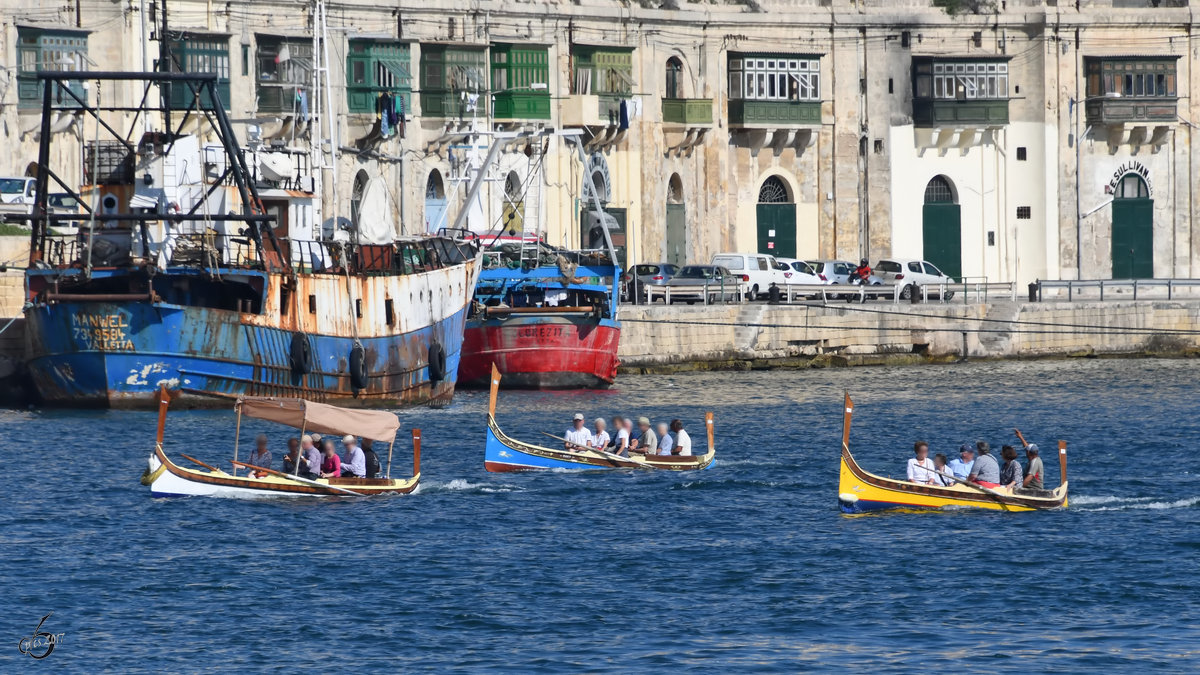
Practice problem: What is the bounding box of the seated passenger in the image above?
[247,434,273,471]
[610,416,630,457]
[671,420,692,456]
[362,440,382,479]
[319,442,342,479]
[1022,444,1044,490]
[968,442,1001,487]
[299,435,321,479]
[592,419,611,452]
[1000,445,1024,489]
[632,417,658,455]
[564,413,593,450]
[340,435,366,478]
[282,438,302,474]
[932,453,955,486]
[948,444,975,480]
[656,422,674,456]
[906,441,936,485]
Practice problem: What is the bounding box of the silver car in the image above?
[622,262,680,302]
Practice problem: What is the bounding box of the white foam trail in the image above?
[1072,495,1157,506]
[1078,496,1200,511]
[420,479,522,494]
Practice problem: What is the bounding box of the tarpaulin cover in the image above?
[236,397,399,444]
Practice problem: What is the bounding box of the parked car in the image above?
[47,193,82,234]
[875,258,955,299]
[775,258,825,285]
[806,259,884,299]
[710,252,788,300]
[621,262,679,302]
[660,265,745,304]
[0,177,35,206]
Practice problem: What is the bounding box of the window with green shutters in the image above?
[570,47,634,97]
[165,35,231,110]
[256,36,313,114]
[346,40,412,114]
[491,44,550,120]
[420,45,487,117]
[16,27,88,110]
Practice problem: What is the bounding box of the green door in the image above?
[922,203,962,281]
[666,204,686,266]
[756,204,797,258]
[1112,198,1153,279]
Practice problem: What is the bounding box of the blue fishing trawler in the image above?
[14,71,479,408]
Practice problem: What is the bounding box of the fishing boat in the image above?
[837,393,1068,513]
[14,71,479,408]
[483,365,715,471]
[142,386,420,498]
[458,245,621,389]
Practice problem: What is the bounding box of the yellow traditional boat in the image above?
[837,393,1068,513]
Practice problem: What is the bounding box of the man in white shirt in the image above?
[591,418,611,451]
[610,416,630,456]
[671,419,692,456]
[340,435,366,478]
[906,441,937,485]
[564,413,593,450]
[656,422,674,456]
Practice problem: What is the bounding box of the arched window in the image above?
[758,175,790,203]
[924,175,955,204]
[665,57,683,99]
[1113,174,1149,200]
[667,173,684,204]
[426,170,445,200]
[350,170,369,227]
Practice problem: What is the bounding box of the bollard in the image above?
[1028,282,1038,303]
[768,283,781,304]
[910,284,920,304]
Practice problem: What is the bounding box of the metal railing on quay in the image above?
[645,280,748,305]
[1036,278,1200,302]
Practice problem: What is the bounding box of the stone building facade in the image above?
[0,0,1197,284]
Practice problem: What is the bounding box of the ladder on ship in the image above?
[517,141,544,270]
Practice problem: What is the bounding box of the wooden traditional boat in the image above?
[837,393,1068,513]
[142,386,420,498]
[484,365,715,472]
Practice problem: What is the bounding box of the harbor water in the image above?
[1,359,1197,671]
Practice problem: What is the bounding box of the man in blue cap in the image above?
[947,443,975,480]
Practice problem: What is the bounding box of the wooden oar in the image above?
[180,453,220,473]
[539,432,655,468]
[919,464,1010,500]
[231,460,367,497]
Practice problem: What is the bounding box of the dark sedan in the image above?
[656,265,746,304]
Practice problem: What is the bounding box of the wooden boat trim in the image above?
[839,392,1067,510]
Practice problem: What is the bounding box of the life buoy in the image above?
[349,343,368,391]
[289,332,312,374]
[428,341,446,383]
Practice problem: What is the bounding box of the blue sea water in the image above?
[1,358,1198,672]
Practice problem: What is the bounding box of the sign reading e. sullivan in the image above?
[1104,160,1154,197]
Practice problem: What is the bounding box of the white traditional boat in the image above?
[142,386,420,498]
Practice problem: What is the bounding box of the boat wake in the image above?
[419,479,524,495]
[1074,494,1200,511]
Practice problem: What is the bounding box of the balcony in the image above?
[912,99,1009,128]
[560,94,623,127]
[420,91,487,119]
[1085,97,1177,126]
[728,100,820,128]
[492,91,551,121]
[662,98,712,126]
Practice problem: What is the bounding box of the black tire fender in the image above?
[428,341,447,383]
[289,332,312,374]
[349,343,368,391]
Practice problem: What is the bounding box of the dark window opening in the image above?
[385,298,395,326]
[355,298,363,318]
[280,285,291,316]
[1016,147,1027,161]
[873,139,884,154]
[888,78,894,94]
[987,231,996,246]
[308,294,316,314]
[1016,206,1031,219]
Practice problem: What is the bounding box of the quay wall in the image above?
[616,301,1200,370]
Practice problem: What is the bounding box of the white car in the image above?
[710,252,789,300]
[875,259,955,300]
[775,258,825,285]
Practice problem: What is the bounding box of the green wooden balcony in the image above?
[728,99,820,128]
[1085,97,1177,126]
[420,91,487,118]
[492,91,551,120]
[661,98,713,126]
[913,98,1009,127]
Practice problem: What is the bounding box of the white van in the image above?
[710,252,788,300]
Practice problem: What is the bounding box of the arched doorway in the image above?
[922,175,961,280]
[665,57,683,99]
[665,174,686,266]
[424,170,446,234]
[1111,173,1152,279]
[756,175,795,258]
[502,170,524,236]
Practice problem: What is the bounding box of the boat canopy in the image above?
[236,397,400,444]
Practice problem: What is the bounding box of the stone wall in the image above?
[617,300,1200,368]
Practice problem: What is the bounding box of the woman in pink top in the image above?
[319,441,342,478]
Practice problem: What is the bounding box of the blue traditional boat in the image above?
[15,71,479,408]
[483,364,716,472]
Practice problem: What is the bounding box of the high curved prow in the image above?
[705,412,715,456]
[1058,440,1067,486]
[155,384,171,447]
[488,363,502,419]
[412,428,422,480]
[841,391,854,454]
